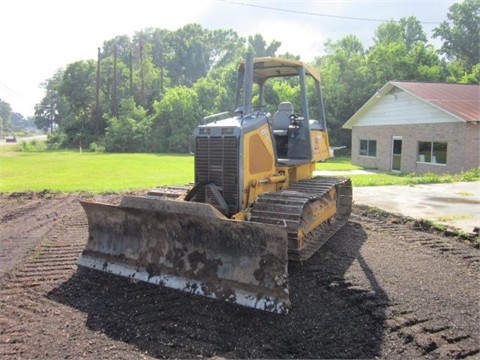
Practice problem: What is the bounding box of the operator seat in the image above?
[272,102,293,135]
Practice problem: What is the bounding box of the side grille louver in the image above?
[195,137,239,214]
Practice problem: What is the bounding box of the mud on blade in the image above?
[78,196,290,314]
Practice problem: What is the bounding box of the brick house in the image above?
[342,81,480,174]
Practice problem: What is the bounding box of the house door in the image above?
[392,137,402,172]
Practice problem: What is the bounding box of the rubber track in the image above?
[250,177,352,261]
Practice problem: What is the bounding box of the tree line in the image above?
[26,0,480,152]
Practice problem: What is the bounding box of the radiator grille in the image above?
[195,136,239,213]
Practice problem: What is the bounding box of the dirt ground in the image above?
[0,191,479,359]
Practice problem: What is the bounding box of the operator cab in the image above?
[271,101,325,163]
[236,57,329,165]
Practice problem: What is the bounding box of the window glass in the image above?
[368,140,377,157]
[393,140,402,155]
[359,139,376,157]
[417,141,447,164]
[360,140,367,155]
[418,142,431,162]
[433,142,447,164]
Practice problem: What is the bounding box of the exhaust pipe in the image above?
[243,52,254,116]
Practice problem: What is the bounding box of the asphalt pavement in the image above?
[0,135,47,146]
[314,170,480,235]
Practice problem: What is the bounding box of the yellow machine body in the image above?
[78,55,352,314]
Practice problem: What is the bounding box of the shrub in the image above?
[89,142,105,152]
[460,167,480,182]
[46,132,67,150]
[18,140,47,152]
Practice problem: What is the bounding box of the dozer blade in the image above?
[78,196,290,314]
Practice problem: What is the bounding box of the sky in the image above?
[0,0,457,117]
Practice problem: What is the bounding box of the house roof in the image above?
[392,81,479,122]
[343,81,480,129]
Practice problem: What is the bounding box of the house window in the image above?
[417,142,447,164]
[360,140,377,157]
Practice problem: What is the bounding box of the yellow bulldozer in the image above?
[78,54,352,314]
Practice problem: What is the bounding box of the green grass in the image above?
[317,157,480,185]
[316,157,364,171]
[349,169,480,187]
[1,150,478,193]
[0,150,194,193]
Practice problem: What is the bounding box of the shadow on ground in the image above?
[48,222,388,359]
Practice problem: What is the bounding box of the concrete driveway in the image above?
[315,170,480,235]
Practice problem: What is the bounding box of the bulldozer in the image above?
[78,54,352,314]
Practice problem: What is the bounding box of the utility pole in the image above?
[129,48,133,97]
[140,39,145,105]
[95,47,101,135]
[112,44,118,117]
[49,90,53,133]
[160,47,164,97]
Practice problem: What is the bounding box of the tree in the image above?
[34,24,350,152]
[433,0,480,72]
[102,35,133,65]
[0,99,12,133]
[11,112,36,131]
[409,43,446,81]
[193,77,225,117]
[59,61,96,113]
[316,35,371,146]
[136,42,161,109]
[373,20,404,45]
[374,17,427,51]
[100,51,130,117]
[35,69,64,134]
[150,86,200,153]
[205,60,239,113]
[400,16,428,51]
[248,34,281,57]
[367,17,445,87]
[277,52,301,60]
[208,29,245,69]
[271,80,299,112]
[167,24,211,86]
[135,28,172,98]
[57,60,98,147]
[104,98,151,152]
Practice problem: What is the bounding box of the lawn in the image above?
[315,157,364,171]
[1,148,478,193]
[0,150,194,193]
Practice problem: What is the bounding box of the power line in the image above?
[223,0,442,25]
[0,81,31,101]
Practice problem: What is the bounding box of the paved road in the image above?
[0,135,47,146]
[315,170,480,234]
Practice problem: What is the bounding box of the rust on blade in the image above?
[78,197,290,313]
